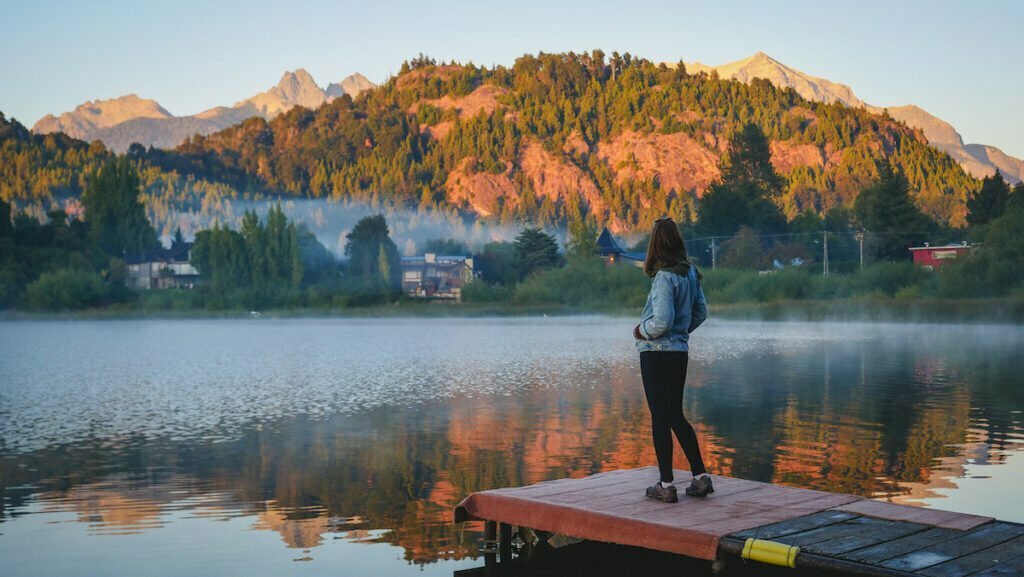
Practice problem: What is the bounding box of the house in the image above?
[908,243,974,271]
[596,228,645,266]
[124,241,200,289]
[400,253,475,302]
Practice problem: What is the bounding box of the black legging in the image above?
[640,351,707,483]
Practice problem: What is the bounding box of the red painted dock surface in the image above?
[454,467,994,562]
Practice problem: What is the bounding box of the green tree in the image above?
[719,226,769,270]
[0,198,11,237]
[942,201,1024,297]
[1012,182,1024,211]
[966,172,1011,228]
[344,214,399,288]
[854,163,937,261]
[263,204,300,289]
[474,241,519,285]
[240,210,267,291]
[82,158,157,256]
[720,123,785,196]
[191,224,249,299]
[566,218,599,262]
[513,227,561,277]
[697,123,787,236]
[421,238,470,256]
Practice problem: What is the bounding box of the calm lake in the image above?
[1,318,1022,576]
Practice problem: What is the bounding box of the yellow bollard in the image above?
[741,538,800,568]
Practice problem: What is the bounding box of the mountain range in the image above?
[686,52,1022,183]
[31,53,1020,185]
[4,51,983,235]
[32,70,376,152]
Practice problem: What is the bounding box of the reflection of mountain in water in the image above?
[1,321,1022,565]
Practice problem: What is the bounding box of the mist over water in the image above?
[157,197,533,255]
[1,318,1022,576]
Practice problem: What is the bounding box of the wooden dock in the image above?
[454,467,1024,576]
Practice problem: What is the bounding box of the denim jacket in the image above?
[635,266,707,353]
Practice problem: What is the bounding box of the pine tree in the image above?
[82,158,157,256]
[697,123,787,236]
[513,227,562,277]
[854,162,936,261]
[966,171,1011,228]
[344,214,399,287]
[566,217,599,262]
[0,198,11,237]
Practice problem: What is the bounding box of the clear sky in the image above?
[3,0,1022,157]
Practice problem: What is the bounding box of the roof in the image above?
[124,241,192,265]
[400,254,472,266]
[596,228,625,256]
[908,244,972,251]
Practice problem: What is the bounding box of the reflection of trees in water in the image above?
[1,331,1022,563]
[690,336,1022,499]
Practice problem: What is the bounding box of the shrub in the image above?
[512,259,648,308]
[22,269,110,311]
[462,281,513,303]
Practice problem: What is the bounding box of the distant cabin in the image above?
[124,241,200,290]
[400,253,475,302]
[596,228,645,266]
[908,243,974,271]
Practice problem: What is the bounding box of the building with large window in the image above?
[400,253,475,301]
[124,241,200,290]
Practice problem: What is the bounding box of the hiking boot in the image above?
[645,483,678,503]
[685,475,714,497]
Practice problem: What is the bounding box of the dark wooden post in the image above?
[483,520,497,571]
[499,522,513,562]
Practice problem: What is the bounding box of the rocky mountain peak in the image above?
[32,94,172,139]
[326,73,376,99]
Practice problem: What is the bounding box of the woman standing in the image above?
[633,218,711,503]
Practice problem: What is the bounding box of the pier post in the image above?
[482,519,498,570]
[499,522,513,562]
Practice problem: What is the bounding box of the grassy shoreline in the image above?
[2,297,1023,324]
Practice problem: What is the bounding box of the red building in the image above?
[908,243,973,271]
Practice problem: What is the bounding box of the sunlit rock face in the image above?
[685,52,1022,183]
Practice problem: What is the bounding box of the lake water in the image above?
[1,318,1022,576]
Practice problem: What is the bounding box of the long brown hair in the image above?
[644,218,696,278]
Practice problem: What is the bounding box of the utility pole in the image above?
[822,231,829,277]
[711,237,717,269]
[854,231,865,273]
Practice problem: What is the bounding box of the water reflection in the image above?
[0,319,1022,576]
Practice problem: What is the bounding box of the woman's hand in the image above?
[633,324,644,340]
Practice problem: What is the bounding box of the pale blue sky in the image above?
[3,0,1021,156]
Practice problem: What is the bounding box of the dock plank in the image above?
[732,509,858,540]
[916,534,1024,577]
[837,500,993,531]
[968,553,1024,576]
[880,522,1024,572]
[775,518,892,548]
[807,519,931,557]
[844,527,968,564]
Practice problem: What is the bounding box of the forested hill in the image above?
[145,52,978,231]
[5,52,979,232]
[0,111,112,205]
